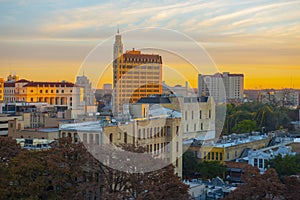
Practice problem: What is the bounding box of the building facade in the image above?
[198,135,271,163]
[76,75,95,106]
[198,72,244,102]
[0,78,4,102]
[59,116,183,177]
[3,79,81,110]
[112,32,162,116]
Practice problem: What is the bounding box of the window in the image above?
[138,129,141,139]
[109,133,113,143]
[235,151,237,157]
[51,90,53,93]
[199,110,202,119]
[212,152,214,160]
[207,152,211,160]
[40,90,42,93]
[46,90,48,93]
[259,159,263,168]
[143,129,146,139]
[254,158,258,166]
[216,152,218,160]
[185,111,187,120]
[176,142,178,152]
[194,124,196,131]
[220,153,223,161]
[124,132,127,144]
[209,110,211,118]
[89,134,93,144]
[204,151,207,159]
[176,126,179,136]
[201,123,203,130]
[186,124,188,132]
[167,126,171,136]
[227,152,230,160]
[83,134,87,143]
[56,90,59,93]
[61,90,64,93]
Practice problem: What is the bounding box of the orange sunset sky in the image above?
[0,0,299,89]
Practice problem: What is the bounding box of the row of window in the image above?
[34,89,72,94]
[138,126,177,139]
[184,110,211,120]
[203,151,223,161]
[186,123,204,132]
[146,142,172,154]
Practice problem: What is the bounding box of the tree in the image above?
[0,137,22,162]
[224,166,285,200]
[232,119,256,134]
[268,154,300,177]
[282,175,300,200]
[95,144,190,199]
[183,150,200,179]
[198,161,226,180]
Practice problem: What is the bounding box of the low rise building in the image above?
[198,135,271,163]
[59,112,183,177]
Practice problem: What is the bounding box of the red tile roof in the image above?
[23,82,76,87]
[4,82,15,87]
[16,79,30,83]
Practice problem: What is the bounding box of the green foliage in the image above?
[182,150,200,178]
[232,120,256,134]
[198,161,226,180]
[268,154,300,177]
[222,102,293,135]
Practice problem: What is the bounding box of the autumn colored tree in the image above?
[95,144,190,199]
[224,166,285,200]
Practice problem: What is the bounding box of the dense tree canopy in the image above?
[0,137,189,199]
[222,102,293,135]
[268,154,300,177]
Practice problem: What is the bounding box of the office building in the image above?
[75,75,95,106]
[198,72,244,102]
[112,32,162,116]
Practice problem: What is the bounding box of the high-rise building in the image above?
[75,75,94,106]
[0,78,4,101]
[198,72,244,102]
[112,32,162,115]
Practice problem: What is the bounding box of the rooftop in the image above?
[204,135,269,148]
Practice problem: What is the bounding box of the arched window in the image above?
[124,132,127,144]
[109,133,113,143]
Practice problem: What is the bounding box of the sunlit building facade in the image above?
[112,32,162,116]
[3,79,81,110]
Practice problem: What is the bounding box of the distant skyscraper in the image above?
[75,75,94,106]
[198,72,244,102]
[112,31,162,116]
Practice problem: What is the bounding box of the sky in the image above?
[0,0,299,89]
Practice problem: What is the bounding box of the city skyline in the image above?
[0,0,300,89]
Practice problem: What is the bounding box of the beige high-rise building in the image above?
[198,72,244,103]
[112,32,162,116]
[0,78,4,101]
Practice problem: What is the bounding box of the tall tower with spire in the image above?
[113,29,123,116]
[113,29,123,61]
